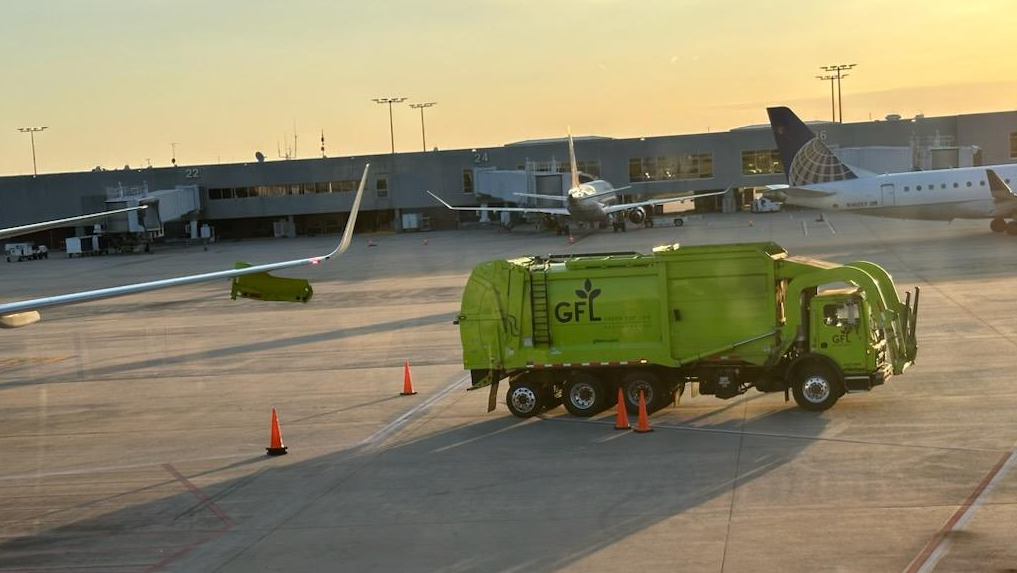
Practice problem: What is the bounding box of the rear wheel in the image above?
[506,379,546,418]
[674,218,684,227]
[990,218,1006,232]
[621,371,670,414]
[791,363,843,412]
[563,373,609,417]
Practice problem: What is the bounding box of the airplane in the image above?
[766,106,1017,235]
[0,165,369,328]
[0,205,146,241]
[427,130,729,234]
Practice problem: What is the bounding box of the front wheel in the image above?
[506,379,547,418]
[990,218,1006,233]
[791,364,843,411]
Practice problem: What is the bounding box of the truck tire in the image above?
[791,363,843,411]
[506,379,546,418]
[622,371,669,414]
[563,374,608,417]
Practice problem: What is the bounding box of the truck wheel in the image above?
[622,371,669,414]
[674,218,684,227]
[563,374,608,417]
[506,379,546,418]
[791,364,843,412]
[990,218,1006,232]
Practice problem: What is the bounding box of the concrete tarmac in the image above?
[1,211,1015,572]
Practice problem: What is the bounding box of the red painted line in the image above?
[140,463,237,573]
[161,463,235,528]
[903,451,1011,573]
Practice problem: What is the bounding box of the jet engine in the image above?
[627,207,648,225]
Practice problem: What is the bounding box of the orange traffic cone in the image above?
[266,407,288,456]
[634,389,653,433]
[400,361,418,396]
[614,387,631,430]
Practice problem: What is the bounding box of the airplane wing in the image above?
[783,186,837,198]
[513,193,569,202]
[0,205,147,240]
[603,188,732,215]
[0,165,370,328]
[427,191,569,215]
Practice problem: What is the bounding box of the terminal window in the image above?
[1010,132,1017,158]
[628,153,713,183]
[376,178,388,198]
[463,169,474,193]
[741,149,784,175]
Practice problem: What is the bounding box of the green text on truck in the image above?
[455,242,919,417]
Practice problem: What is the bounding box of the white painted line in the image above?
[825,218,837,234]
[908,451,1017,573]
[359,375,467,449]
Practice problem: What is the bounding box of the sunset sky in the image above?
[2,0,1015,175]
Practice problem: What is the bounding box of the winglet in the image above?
[987,169,1016,203]
[325,163,369,260]
[567,127,580,191]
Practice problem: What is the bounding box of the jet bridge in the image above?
[88,183,202,251]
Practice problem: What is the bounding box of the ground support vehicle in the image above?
[66,235,109,257]
[456,242,919,418]
[5,243,48,262]
[751,197,782,213]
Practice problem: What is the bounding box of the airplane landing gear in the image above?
[990,218,1006,233]
[1007,221,1017,236]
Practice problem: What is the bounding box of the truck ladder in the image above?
[530,270,551,345]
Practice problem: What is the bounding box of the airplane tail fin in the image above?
[766,106,857,186]
[567,127,580,191]
[987,169,1017,203]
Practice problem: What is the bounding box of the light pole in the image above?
[171,142,179,166]
[372,97,407,153]
[17,126,47,176]
[409,102,437,151]
[820,64,856,123]
[816,75,836,122]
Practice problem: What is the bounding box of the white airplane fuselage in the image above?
[788,164,1017,220]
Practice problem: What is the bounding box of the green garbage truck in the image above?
[455,242,919,418]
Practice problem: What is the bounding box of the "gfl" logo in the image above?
[554,279,602,323]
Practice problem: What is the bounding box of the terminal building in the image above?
[2,109,1016,246]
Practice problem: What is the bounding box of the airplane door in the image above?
[880,184,896,206]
